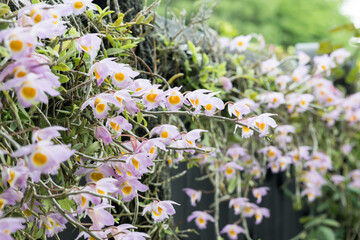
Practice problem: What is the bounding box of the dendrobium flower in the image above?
[229,197,248,215]
[118,175,149,202]
[81,93,121,119]
[331,175,345,185]
[242,202,258,218]
[229,35,252,52]
[226,144,247,161]
[2,160,28,189]
[235,119,254,138]
[142,200,179,222]
[260,92,285,109]
[252,187,270,204]
[254,207,270,224]
[276,75,291,90]
[258,146,281,161]
[125,153,153,175]
[296,94,314,112]
[32,126,66,143]
[142,85,165,110]
[0,190,22,212]
[94,126,113,145]
[228,101,251,119]
[182,129,207,149]
[106,116,132,138]
[150,124,181,144]
[330,48,350,65]
[75,34,102,62]
[130,79,152,96]
[165,87,184,110]
[183,188,202,206]
[314,54,335,76]
[185,89,211,113]
[1,73,60,108]
[19,3,69,39]
[39,213,67,237]
[111,64,139,89]
[89,58,116,85]
[64,0,96,15]
[297,51,311,65]
[220,162,244,179]
[261,58,280,76]
[110,224,150,240]
[0,27,37,59]
[291,65,310,83]
[275,125,295,146]
[86,203,114,230]
[187,211,215,229]
[341,144,352,154]
[249,113,277,137]
[200,92,225,116]
[219,76,233,91]
[113,90,139,116]
[0,218,25,240]
[220,224,246,240]
[12,140,75,182]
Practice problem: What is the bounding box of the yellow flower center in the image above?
[110,122,120,131]
[114,72,125,82]
[96,103,106,113]
[321,65,326,71]
[268,150,275,157]
[230,229,236,236]
[242,126,251,133]
[132,158,140,170]
[205,104,213,111]
[9,40,24,52]
[168,95,181,105]
[198,217,205,224]
[161,131,169,138]
[94,68,101,80]
[0,199,5,210]
[32,152,48,166]
[21,86,37,99]
[238,41,243,46]
[8,170,16,185]
[226,166,234,175]
[153,206,163,217]
[34,14,42,23]
[81,196,87,207]
[90,172,104,182]
[74,1,84,9]
[122,186,132,195]
[146,93,157,103]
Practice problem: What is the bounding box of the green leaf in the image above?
[114,13,125,27]
[137,112,143,124]
[316,226,335,240]
[322,219,340,228]
[58,198,72,212]
[304,215,326,229]
[53,63,70,72]
[0,3,10,17]
[107,48,124,56]
[0,46,9,58]
[84,142,100,155]
[227,177,237,194]
[345,66,359,84]
[56,74,70,84]
[106,34,116,47]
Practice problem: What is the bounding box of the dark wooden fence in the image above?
[170,163,308,240]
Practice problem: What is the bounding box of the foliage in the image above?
[149,0,351,46]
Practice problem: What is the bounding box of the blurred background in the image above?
[146,0,359,47]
